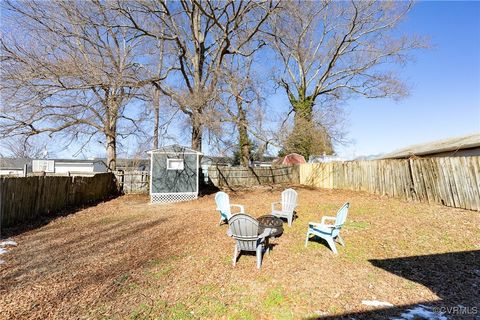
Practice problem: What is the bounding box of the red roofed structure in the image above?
[273,153,306,165]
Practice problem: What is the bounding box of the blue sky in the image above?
[232,0,480,159]
[333,1,480,158]
[3,1,478,159]
[48,1,480,159]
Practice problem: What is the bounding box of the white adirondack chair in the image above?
[215,192,245,225]
[305,202,349,254]
[271,188,298,227]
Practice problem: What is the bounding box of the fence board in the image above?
[468,157,480,209]
[0,173,119,229]
[300,157,480,211]
[114,170,149,194]
[208,166,300,188]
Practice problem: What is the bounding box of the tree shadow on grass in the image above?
[0,212,179,318]
[1,194,121,238]
[305,250,480,319]
[0,217,169,286]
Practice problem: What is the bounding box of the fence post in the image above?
[0,178,3,237]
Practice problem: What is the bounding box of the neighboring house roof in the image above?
[273,153,306,165]
[41,159,105,164]
[379,133,480,159]
[256,156,276,163]
[0,158,31,169]
[31,158,108,172]
[354,154,384,161]
[201,156,233,166]
[252,161,273,167]
[309,154,345,163]
[115,158,150,170]
[147,144,203,155]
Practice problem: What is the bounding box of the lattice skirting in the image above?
[151,193,197,204]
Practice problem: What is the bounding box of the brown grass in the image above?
[0,185,478,319]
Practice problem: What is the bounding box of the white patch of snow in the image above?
[392,305,447,320]
[0,248,7,255]
[0,240,17,247]
[0,259,5,265]
[362,300,394,307]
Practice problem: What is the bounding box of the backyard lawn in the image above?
[0,185,479,319]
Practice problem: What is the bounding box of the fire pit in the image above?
[257,215,284,238]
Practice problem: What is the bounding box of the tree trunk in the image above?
[105,97,118,171]
[236,97,251,166]
[292,98,314,124]
[106,133,117,171]
[289,98,315,158]
[191,112,202,152]
[153,88,160,149]
[287,97,332,159]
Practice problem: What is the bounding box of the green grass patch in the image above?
[263,286,286,309]
[189,284,228,317]
[273,309,294,320]
[167,302,193,320]
[194,298,227,317]
[345,220,370,230]
[129,300,168,319]
[261,286,295,320]
[145,258,163,268]
[150,266,173,279]
[200,283,219,293]
[227,309,255,320]
[343,245,366,262]
[113,272,130,287]
[129,303,151,320]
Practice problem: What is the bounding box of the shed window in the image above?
[167,158,184,170]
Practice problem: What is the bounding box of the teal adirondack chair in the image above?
[305,202,349,254]
[215,192,245,225]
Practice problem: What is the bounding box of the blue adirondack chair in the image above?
[304,202,349,254]
[215,192,245,225]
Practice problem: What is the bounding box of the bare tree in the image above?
[0,0,158,170]
[151,38,168,150]
[0,136,53,159]
[268,0,427,158]
[117,0,279,152]
[218,57,266,166]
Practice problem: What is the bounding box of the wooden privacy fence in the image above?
[300,156,480,211]
[208,165,300,188]
[114,170,149,194]
[0,173,119,230]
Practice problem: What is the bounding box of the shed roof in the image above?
[379,133,480,159]
[147,144,203,155]
[0,158,31,169]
